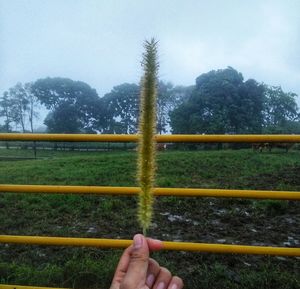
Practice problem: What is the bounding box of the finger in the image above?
[167,276,184,289]
[147,237,163,251]
[146,258,161,287]
[110,245,133,286]
[153,267,172,289]
[110,236,163,288]
[121,234,149,288]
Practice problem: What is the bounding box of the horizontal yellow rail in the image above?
[1,184,300,200]
[0,133,136,142]
[1,133,300,143]
[0,235,299,256]
[0,285,69,289]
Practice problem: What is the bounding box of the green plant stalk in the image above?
[137,39,159,235]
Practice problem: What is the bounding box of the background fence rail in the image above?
[1,133,300,143]
[0,285,69,289]
[1,184,300,200]
[1,235,299,256]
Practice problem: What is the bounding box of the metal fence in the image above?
[0,133,300,289]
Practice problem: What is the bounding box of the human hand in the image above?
[110,234,184,289]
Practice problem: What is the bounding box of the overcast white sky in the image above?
[1,0,300,105]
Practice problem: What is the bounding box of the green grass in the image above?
[0,148,299,288]
[1,148,300,188]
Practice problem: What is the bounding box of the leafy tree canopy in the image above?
[263,85,299,130]
[2,69,298,135]
[102,83,140,134]
[44,103,81,133]
[101,81,188,134]
[31,77,99,109]
[170,67,267,134]
[0,82,39,133]
[31,77,103,133]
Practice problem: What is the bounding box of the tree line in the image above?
[1,67,299,135]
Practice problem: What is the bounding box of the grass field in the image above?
[0,147,299,288]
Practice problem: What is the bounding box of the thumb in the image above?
[121,234,149,288]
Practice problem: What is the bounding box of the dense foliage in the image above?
[1,67,299,134]
[170,67,300,134]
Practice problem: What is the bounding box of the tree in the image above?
[0,91,13,132]
[157,81,173,134]
[102,83,140,134]
[31,77,103,133]
[156,82,193,134]
[162,84,194,133]
[263,86,299,133]
[44,102,81,133]
[170,67,265,134]
[0,83,40,133]
[8,83,29,132]
[102,81,191,134]
[25,82,40,133]
[170,85,194,105]
[237,79,265,133]
[169,101,196,133]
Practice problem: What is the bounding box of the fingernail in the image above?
[146,274,155,287]
[171,284,178,289]
[133,234,143,249]
[157,281,166,289]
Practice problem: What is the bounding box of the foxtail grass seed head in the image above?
[137,39,159,235]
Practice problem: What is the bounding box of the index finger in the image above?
[147,237,164,251]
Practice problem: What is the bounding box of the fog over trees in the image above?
[1,67,299,134]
